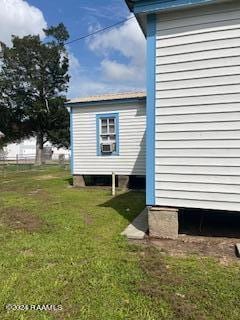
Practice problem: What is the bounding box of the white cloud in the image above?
[101,59,143,84]
[67,52,142,99]
[88,15,145,63]
[68,52,103,98]
[67,15,146,98]
[87,15,146,88]
[0,0,47,46]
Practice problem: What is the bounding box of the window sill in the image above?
[97,152,119,157]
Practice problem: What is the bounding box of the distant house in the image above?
[0,131,4,139]
[66,92,146,187]
[125,0,240,238]
[3,137,69,161]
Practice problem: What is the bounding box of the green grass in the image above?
[0,167,240,320]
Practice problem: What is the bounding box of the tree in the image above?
[0,23,70,164]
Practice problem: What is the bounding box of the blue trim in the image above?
[134,0,217,14]
[146,14,156,206]
[96,113,119,157]
[66,97,145,108]
[70,108,74,175]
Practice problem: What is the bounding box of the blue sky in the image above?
[29,0,130,68]
[0,0,146,98]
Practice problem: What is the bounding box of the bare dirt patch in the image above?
[28,189,43,195]
[0,207,44,232]
[143,209,240,264]
[138,246,207,320]
[150,235,240,265]
[20,249,34,256]
[83,213,93,225]
[35,174,58,180]
[27,189,50,202]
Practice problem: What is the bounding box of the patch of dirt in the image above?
[133,209,240,264]
[27,189,50,202]
[83,213,93,225]
[20,249,34,256]
[35,174,58,180]
[138,246,207,320]
[150,235,240,265]
[0,207,45,232]
[28,189,43,195]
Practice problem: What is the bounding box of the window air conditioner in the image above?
[101,143,114,153]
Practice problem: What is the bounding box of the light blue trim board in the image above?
[70,108,74,175]
[96,113,119,157]
[66,97,146,108]
[146,14,156,206]
[133,0,217,14]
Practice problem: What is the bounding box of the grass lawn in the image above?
[0,166,240,320]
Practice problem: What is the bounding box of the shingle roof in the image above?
[67,91,146,105]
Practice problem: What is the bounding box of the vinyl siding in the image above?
[72,102,146,175]
[155,1,240,211]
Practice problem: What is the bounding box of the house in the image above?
[67,92,146,188]
[125,0,240,238]
[3,137,69,161]
[0,131,4,138]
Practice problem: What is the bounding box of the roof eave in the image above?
[65,97,146,108]
[126,0,227,34]
[125,0,147,36]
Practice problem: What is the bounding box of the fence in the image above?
[0,153,70,176]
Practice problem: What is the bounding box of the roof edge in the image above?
[65,92,146,108]
[126,0,229,35]
[131,0,224,15]
[66,97,146,108]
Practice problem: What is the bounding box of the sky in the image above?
[0,0,146,98]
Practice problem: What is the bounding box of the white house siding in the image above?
[4,138,69,160]
[155,1,240,211]
[72,102,146,175]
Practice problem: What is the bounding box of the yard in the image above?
[0,166,240,320]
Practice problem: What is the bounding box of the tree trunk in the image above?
[35,133,44,165]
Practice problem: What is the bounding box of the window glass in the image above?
[109,118,115,125]
[109,125,115,133]
[101,125,107,134]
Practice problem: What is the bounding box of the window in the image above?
[96,113,119,156]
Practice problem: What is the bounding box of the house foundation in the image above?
[148,207,179,239]
[73,175,86,187]
[118,175,129,189]
[72,174,145,189]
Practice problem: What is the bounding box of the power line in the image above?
[65,16,134,45]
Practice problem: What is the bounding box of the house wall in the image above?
[71,101,146,175]
[154,0,240,211]
[4,138,69,160]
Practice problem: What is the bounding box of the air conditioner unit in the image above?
[101,143,114,153]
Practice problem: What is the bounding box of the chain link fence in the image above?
[0,153,70,176]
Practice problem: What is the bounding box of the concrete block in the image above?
[118,175,129,189]
[121,208,148,240]
[73,175,86,187]
[148,207,179,239]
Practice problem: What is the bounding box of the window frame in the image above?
[96,113,119,156]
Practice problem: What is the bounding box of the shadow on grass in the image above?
[64,177,73,186]
[99,190,146,223]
